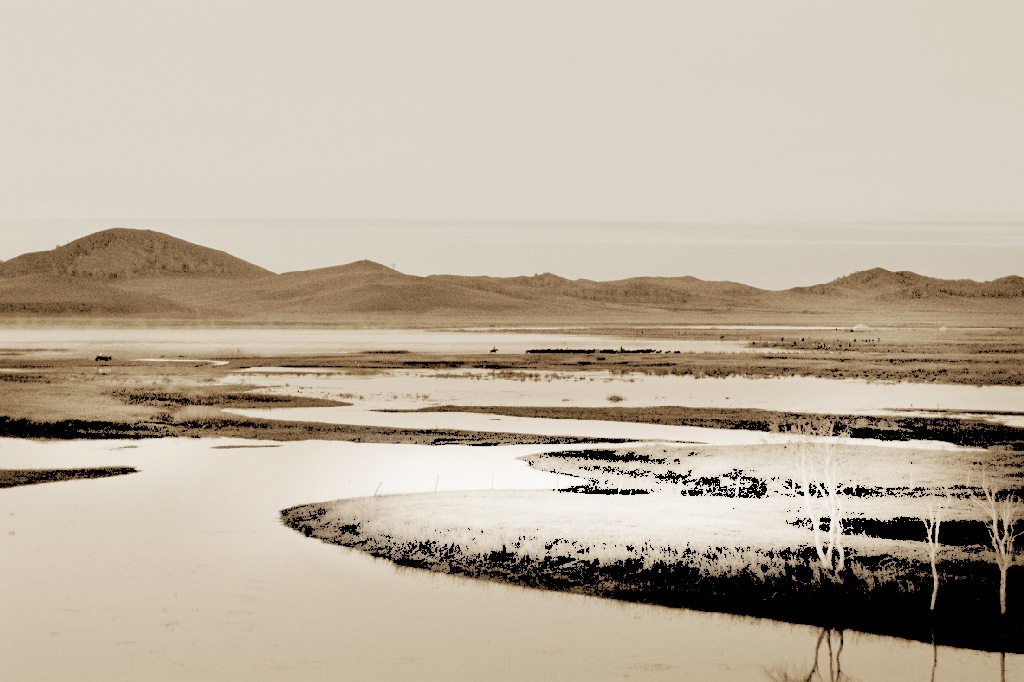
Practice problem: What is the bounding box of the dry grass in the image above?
[283,439,1024,651]
[286,436,1024,575]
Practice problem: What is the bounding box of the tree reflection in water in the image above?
[764,628,848,682]
[766,626,1012,682]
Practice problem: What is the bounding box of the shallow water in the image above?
[230,406,965,452]
[227,367,1024,417]
[0,437,1016,681]
[0,327,752,357]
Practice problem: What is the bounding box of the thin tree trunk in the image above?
[924,509,941,611]
[1000,565,1008,615]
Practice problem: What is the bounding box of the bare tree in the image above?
[972,473,1023,615]
[794,441,845,580]
[922,488,948,611]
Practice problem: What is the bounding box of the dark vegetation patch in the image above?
[401,360,465,369]
[528,449,771,498]
[209,444,283,449]
[532,446,770,499]
[0,372,48,383]
[243,346,1024,386]
[560,486,650,495]
[835,516,1003,548]
[551,448,657,462]
[794,516,1019,547]
[0,467,138,488]
[0,415,624,446]
[413,405,1024,448]
[526,348,663,354]
[109,387,348,409]
[682,472,768,498]
[775,480,986,500]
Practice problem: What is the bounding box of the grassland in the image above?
[284,440,1024,652]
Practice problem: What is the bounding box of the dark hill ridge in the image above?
[0,228,273,280]
[0,229,1021,322]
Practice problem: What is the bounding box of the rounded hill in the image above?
[0,228,273,280]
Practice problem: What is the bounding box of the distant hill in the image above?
[0,229,1020,324]
[791,268,1024,300]
[430,273,768,310]
[0,274,189,316]
[0,228,272,280]
[197,259,572,320]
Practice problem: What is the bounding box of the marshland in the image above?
[1,324,1022,680]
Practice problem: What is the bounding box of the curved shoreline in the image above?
[283,490,1023,654]
[282,436,1024,655]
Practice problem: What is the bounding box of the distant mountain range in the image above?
[0,228,1020,324]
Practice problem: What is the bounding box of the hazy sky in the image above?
[2,2,1022,287]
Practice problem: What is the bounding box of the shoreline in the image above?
[280,434,1024,655]
[282,492,1023,654]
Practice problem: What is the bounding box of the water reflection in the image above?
[764,628,847,681]
[227,367,1024,417]
[807,629,846,682]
